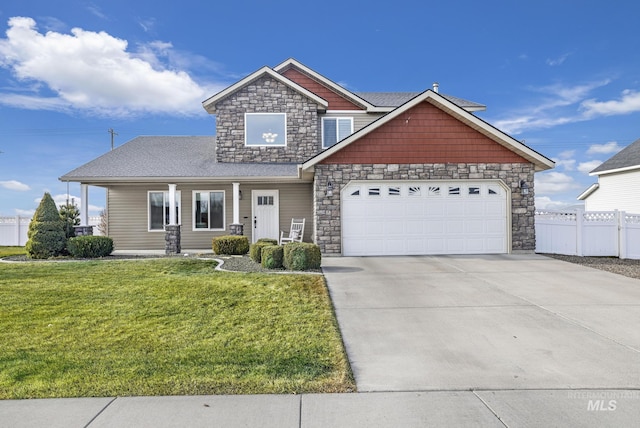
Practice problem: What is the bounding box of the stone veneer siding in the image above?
[314,163,535,255]
[215,75,320,163]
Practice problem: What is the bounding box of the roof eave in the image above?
[577,183,599,200]
[59,175,307,185]
[273,58,378,112]
[589,164,640,176]
[202,66,328,114]
[303,90,555,172]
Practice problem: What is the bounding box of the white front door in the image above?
[252,190,279,242]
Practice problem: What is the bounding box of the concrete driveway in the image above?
[322,254,640,393]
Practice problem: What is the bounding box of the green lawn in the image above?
[0,256,354,398]
[0,246,26,257]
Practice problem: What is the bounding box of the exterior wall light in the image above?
[327,180,333,197]
[520,179,529,195]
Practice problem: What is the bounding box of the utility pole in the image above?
[108,128,118,150]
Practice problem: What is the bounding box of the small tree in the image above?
[97,208,108,236]
[59,200,81,239]
[26,192,67,259]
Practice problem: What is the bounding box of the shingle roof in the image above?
[590,138,640,174]
[59,136,299,181]
[355,92,486,110]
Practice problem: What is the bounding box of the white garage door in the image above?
[342,181,508,256]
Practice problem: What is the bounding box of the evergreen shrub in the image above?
[67,236,114,258]
[212,235,250,255]
[25,193,66,259]
[283,242,322,270]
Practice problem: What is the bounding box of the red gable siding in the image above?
[321,102,528,164]
[281,68,363,111]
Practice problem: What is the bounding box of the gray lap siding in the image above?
[106,183,313,250]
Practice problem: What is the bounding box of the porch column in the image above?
[165,183,180,255]
[168,184,177,225]
[230,182,244,236]
[232,182,240,224]
[74,183,94,236]
[80,183,89,226]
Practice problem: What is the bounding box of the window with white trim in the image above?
[245,113,286,146]
[193,191,225,231]
[322,117,353,148]
[148,191,181,231]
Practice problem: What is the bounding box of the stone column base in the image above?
[165,225,181,255]
[74,226,94,236]
[230,223,244,236]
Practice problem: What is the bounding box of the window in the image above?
[388,186,401,196]
[245,113,286,146]
[468,186,480,195]
[368,187,381,196]
[257,196,274,205]
[148,191,181,231]
[428,186,441,196]
[322,117,353,148]
[193,191,225,230]
[448,186,460,195]
[409,186,422,196]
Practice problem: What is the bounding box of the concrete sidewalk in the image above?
[2,389,639,427]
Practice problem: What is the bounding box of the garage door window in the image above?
[368,187,381,196]
[409,186,421,196]
[449,186,460,195]
[428,186,440,196]
[388,186,401,196]
[469,186,480,195]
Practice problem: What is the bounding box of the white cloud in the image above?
[558,150,576,158]
[50,193,102,214]
[553,150,577,171]
[578,160,603,174]
[546,52,571,66]
[15,208,35,216]
[535,196,582,211]
[535,171,581,194]
[0,180,30,191]
[586,141,622,155]
[553,158,576,171]
[0,17,224,117]
[492,80,611,134]
[581,89,640,117]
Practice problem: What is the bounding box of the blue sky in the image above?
[1,0,640,216]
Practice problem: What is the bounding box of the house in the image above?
[578,138,640,214]
[60,58,555,256]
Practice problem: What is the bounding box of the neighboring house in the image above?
[578,138,640,213]
[60,58,555,256]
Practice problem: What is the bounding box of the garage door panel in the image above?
[342,181,508,256]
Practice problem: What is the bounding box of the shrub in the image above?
[212,235,249,255]
[283,242,322,271]
[250,238,279,263]
[261,245,284,269]
[26,192,67,259]
[67,236,114,258]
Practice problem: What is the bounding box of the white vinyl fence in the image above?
[0,216,103,246]
[535,209,640,260]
